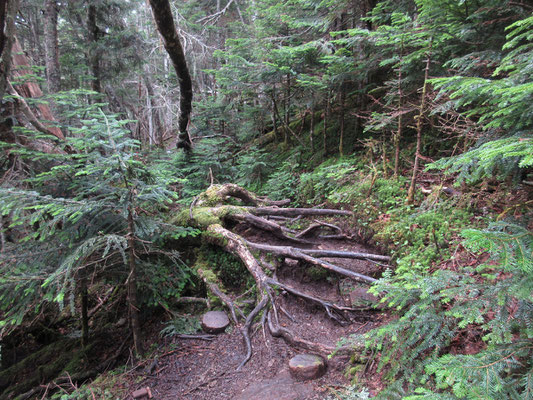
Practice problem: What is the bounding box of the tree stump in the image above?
[201,311,230,334]
[288,354,327,380]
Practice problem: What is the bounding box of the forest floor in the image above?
[122,232,388,400]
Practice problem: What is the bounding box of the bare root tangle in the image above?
[186,184,386,369]
[266,310,336,355]
[251,207,353,217]
[266,278,371,324]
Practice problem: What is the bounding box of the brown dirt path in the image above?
[125,234,387,399]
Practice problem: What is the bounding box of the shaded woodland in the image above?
[0,0,532,399]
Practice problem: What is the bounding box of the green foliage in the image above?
[429,14,533,183]
[366,222,533,399]
[160,315,200,337]
[0,103,192,335]
[170,137,235,203]
[201,245,249,289]
[297,156,359,204]
[137,257,192,308]
[260,153,301,201]
[235,147,272,191]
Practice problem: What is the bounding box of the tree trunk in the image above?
[284,73,290,145]
[407,39,432,204]
[144,75,165,147]
[271,89,279,142]
[127,204,143,357]
[0,0,18,105]
[80,276,89,347]
[9,38,64,140]
[87,5,101,94]
[310,103,315,152]
[394,38,404,177]
[0,0,8,58]
[44,0,61,93]
[339,87,345,156]
[323,90,330,158]
[148,0,193,152]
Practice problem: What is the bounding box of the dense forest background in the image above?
[0,0,532,399]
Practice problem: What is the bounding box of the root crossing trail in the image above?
[131,184,389,399]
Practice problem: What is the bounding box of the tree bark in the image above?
[339,87,345,156]
[394,37,404,177]
[80,276,89,347]
[87,5,101,94]
[44,0,61,93]
[148,0,193,152]
[0,0,8,59]
[0,0,17,105]
[323,90,329,158]
[310,103,315,152]
[8,38,64,140]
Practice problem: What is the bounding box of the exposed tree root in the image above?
[228,212,312,244]
[248,241,378,283]
[295,221,343,238]
[197,183,291,207]
[266,278,370,324]
[185,184,384,368]
[196,267,242,324]
[251,206,352,217]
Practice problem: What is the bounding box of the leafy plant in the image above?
[365,222,533,399]
[0,104,191,341]
[160,315,200,337]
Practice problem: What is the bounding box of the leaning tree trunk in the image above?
[0,0,8,58]
[148,0,193,152]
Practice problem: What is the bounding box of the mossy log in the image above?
[183,184,382,368]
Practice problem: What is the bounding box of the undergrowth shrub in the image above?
[260,155,301,201]
[374,202,474,266]
[297,156,360,204]
[201,245,249,289]
[365,222,533,399]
